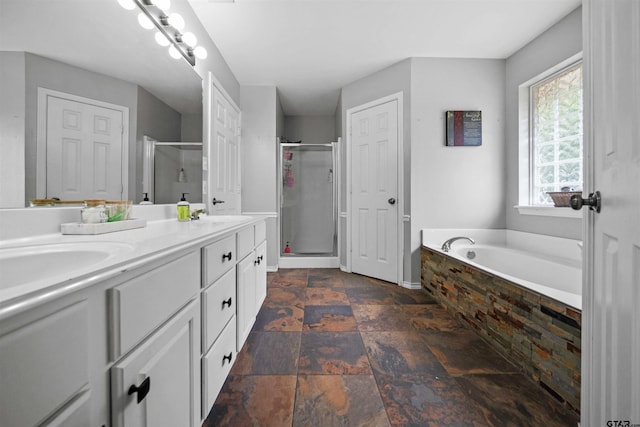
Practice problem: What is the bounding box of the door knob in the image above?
[570,191,601,213]
[388,198,396,205]
[212,198,225,205]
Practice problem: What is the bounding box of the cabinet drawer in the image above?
[202,267,236,352]
[203,235,236,286]
[255,220,266,244]
[237,226,255,260]
[110,251,199,359]
[202,317,236,418]
[0,300,89,427]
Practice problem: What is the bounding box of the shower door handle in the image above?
[388,198,396,205]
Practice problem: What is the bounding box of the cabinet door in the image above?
[255,240,267,309]
[0,300,89,427]
[111,299,200,427]
[236,253,256,351]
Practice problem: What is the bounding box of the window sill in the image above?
[514,205,582,218]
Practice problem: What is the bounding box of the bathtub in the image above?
[421,229,582,309]
[420,228,582,412]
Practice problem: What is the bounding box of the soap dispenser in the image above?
[177,193,190,221]
[140,193,153,205]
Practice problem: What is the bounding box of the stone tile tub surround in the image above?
[421,229,582,414]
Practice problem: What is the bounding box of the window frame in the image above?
[516,53,583,218]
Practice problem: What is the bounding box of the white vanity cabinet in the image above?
[0,299,91,427]
[111,299,200,427]
[0,216,267,427]
[236,222,267,351]
[200,238,238,416]
[109,251,201,427]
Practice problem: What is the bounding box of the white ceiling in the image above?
[189,0,581,116]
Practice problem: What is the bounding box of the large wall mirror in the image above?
[0,0,203,208]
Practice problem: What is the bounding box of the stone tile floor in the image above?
[202,269,579,427]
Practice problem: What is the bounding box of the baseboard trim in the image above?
[402,281,421,290]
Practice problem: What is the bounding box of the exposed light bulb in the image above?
[137,13,154,30]
[117,0,136,10]
[154,31,170,46]
[193,46,208,60]
[153,0,171,12]
[182,32,197,48]
[168,45,182,60]
[167,13,185,31]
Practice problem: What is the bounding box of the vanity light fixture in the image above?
[120,0,208,66]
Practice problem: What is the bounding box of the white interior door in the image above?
[208,85,241,214]
[43,92,126,200]
[350,99,399,283]
[582,0,640,424]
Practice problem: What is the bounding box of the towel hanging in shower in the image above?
[285,167,295,188]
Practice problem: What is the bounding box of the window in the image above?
[529,62,583,205]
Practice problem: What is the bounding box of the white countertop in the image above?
[0,215,259,320]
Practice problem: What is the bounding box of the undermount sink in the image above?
[0,242,134,290]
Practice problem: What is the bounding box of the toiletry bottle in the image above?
[140,193,153,205]
[177,193,190,221]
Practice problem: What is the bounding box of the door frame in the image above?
[36,87,129,199]
[345,92,404,285]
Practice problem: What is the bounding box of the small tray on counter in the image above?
[61,219,147,235]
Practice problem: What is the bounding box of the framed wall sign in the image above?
[445,110,482,146]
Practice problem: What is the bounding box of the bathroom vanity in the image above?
[0,214,266,427]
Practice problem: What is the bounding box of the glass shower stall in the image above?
[279,143,338,262]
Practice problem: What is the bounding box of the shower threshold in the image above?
[278,254,339,269]
[281,252,335,257]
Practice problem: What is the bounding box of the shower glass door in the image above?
[280,143,337,256]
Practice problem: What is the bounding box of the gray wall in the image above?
[0,52,26,208]
[276,90,285,138]
[283,116,336,144]
[241,86,278,213]
[241,85,279,268]
[181,113,203,142]
[505,7,583,239]
[409,57,506,283]
[178,0,240,106]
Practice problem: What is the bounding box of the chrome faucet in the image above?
[190,209,206,220]
[441,236,475,252]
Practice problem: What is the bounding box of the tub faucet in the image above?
[441,236,475,252]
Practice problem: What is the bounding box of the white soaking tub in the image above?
[421,229,582,309]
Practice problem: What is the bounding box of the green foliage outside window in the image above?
[531,63,583,205]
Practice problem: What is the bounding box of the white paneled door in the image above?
[207,83,240,215]
[44,92,126,201]
[350,98,399,283]
[582,0,640,424]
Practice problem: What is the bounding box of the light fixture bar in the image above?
[132,0,196,66]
